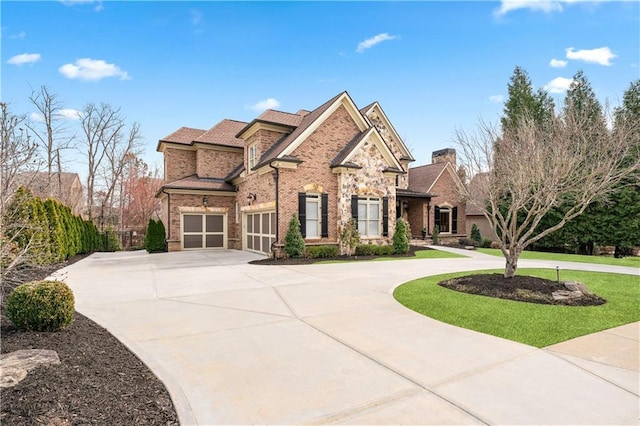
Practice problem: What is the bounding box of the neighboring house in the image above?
[465,172,498,240]
[13,171,84,215]
[157,91,438,254]
[408,148,466,241]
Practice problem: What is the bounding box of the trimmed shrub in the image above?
[481,238,493,248]
[145,218,167,253]
[101,227,121,252]
[459,237,478,247]
[432,225,440,245]
[470,223,482,244]
[306,245,339,258]
[355,244,395,256]
[284,215,305,257]
[393,218,410,254]
[6,280,75,331]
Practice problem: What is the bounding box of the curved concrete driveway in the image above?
[57,248,639,425]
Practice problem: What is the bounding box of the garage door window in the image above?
[246,211,276,254]
[182,214,225,249]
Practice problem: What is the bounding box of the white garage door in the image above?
[182,213,226,249]
[245,211,276,255]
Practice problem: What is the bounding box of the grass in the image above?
[316,248,467,264]
[477,248,640,268]
[393,268,639,347]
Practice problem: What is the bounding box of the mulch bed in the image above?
[439,274,607,306]
[1,257,179,426]
[250,244,431,265]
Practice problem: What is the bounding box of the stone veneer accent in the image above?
[366,109,409,189]
[336,136,396,246]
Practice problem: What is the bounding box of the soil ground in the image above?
[0,256,179,426]
[439,274,607,306]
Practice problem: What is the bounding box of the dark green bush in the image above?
[145,218,167,253]
[459,237,478,247]
[305,245,339,258]
[284,215,305,258]
[470,223,482,244]
[393,218,410,254]
[355,244,395,256]
[101,227,121,252]
[481,238,493,248]
[6,280,75,331]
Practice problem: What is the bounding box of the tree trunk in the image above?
[504,245,522,278]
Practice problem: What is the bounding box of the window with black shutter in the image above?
[321,193,328,238]
[434,206,441,231]
[382,197,389,237]
[452,206,458,234]
[298,193,306,237]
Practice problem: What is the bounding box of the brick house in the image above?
[407,148,467,242]
[14,171,84,215]
[157,91,435,254]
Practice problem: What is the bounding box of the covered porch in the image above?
[396,188,432,239]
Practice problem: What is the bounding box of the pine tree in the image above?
[284,215,305,258]
[470,223,482,244]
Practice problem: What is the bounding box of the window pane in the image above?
[306,200,318,219]
[206,215,223,233]
[253,236,260,251]
[270,213,276,231]
[253,215,260,233]
[247,214,253,233]
[307,220,318,238]
[184,215,202,233]
[358,220,366,235]
[262,237,270,252]
[262,213,269,234]
[247,234,253,249]
[368,220,379,236]
[358,203,366,219]
[184,234,202,249]
[206,234,224,248]
[369,203,379,220]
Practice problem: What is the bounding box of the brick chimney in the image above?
[432,148,456,166]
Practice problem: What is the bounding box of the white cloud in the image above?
[56,109,82,120]
[10,31,26,40]
[544,76,574,94]
[495,0,632,17]
[356,33,398,53]
[495,0,563,16]
[489,95,504,103]
[565,46,617,66]
[30,112,44,122]
[59,58,130,81]
[60,0,103,11]
[249,98,281,112]
[549,58,568,68]
[7,53,41,65]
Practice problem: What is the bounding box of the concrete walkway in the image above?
[56,248,639,425]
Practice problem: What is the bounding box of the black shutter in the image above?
[452,206,458,234]
[351,195,359,220]
[298,193,306,237]
[321,193,328,238]
[434,206,441,231]
[382,197,389,237]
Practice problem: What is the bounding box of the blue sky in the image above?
[2,0,639,173]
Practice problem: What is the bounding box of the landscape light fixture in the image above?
[247,193,257,203]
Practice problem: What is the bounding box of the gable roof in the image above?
[331,127,403,171]
[361,101,415,162]
[159,127,207,146]
[257,109,305,127]
[193,119,247,148]
[408,162,448,193]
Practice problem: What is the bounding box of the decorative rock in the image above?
[563,281,593,295]
[552,290,583,301]
[0,349,60,388]
[465,246,476,250]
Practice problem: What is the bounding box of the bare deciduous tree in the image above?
[456,107,640,278]
[78,103,141,224]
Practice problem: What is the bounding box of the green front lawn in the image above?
[316,247,467,264]
[394,269,639,347]
[477,248,640,268]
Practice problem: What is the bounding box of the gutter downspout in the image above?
[268,162,279,257]
[162,189,171,241]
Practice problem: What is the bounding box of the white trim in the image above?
[280,93,369,158]
[248,143,258,171]
[163,188,236,197]
[243,210,276,255]
[238,121,293,140]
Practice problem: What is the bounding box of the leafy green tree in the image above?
[284,215,305,258]
[339,218,360,256]
[393,218,410,254]
[501,66,555,133]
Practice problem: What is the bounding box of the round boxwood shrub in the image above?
[6,280,75,331]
